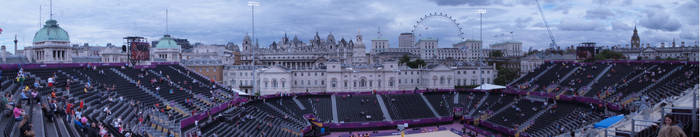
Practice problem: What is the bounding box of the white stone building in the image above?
[490,41,522,57]
[224,60,496,95]
[151,35,182,62]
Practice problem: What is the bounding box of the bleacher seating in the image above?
[423,92,453,117]
[382,94,434,120]
[0,61,697,137]
[335,94,385,122]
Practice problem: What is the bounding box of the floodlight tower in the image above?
[474,9,487,85]
[248,1,260,95]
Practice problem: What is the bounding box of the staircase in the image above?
[292,96,306,110]
[419,93,442,118]
[580,64,613,96]
[622,66,683,104]
[526,64,556,84]
[556,66,580,85]
[110,68,192,116]
[485,101,517,121]
[469,93,490,116]
[148,69,210,110]
[375,94,393,121]
[331,95,339,123]
[517,105,552,132]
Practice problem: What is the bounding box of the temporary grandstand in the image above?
[0,60,697,137]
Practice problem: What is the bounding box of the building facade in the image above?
[224,60,496,95]
[490,41,523,57]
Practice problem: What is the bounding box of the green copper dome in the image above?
[155,35,180,49]
[33,19,70,43]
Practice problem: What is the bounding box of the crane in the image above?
[535,0,558,49]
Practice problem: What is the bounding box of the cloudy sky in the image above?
[0,0,698,53]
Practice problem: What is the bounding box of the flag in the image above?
[0,27,3,35]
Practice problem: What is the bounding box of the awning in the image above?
[594,115,625,128]
[474,83,506,90]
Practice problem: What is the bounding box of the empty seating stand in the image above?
[335,94,385,122]
[423,92,453,117]
[382,94,434,120]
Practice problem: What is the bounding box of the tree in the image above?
[594,50,625,60]
[406,59,426,68]
[489,50,504,58]
[494,67,519,85]
[399,54,411,65]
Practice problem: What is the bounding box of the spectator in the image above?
[14,104,25,121]
[657,115,687,137]
[30,90,38,104]
[48,76,55,88]
[87,122,99,137]
[20,91,29,104]
[19,117,34,137]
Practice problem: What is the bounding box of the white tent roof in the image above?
[474,83,506,90]
[231,88,249,95]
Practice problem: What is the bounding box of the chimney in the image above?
[661,42,665,48]
[672,39,676,47]
[681,41,685,47]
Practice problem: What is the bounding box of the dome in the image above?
[155,35,180,49]
[33,19,70,43]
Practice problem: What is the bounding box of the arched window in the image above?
[360,78,366,87]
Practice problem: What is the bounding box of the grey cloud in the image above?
[584,8,614,19]
[639,11,681,31]
[514,17,533,28]
[427,0,501,6]
[611,22,632,31]
[680,29,698,40]
[675,0,699,25]
[558,18,605,31]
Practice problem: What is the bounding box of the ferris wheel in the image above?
[411,12,466,40]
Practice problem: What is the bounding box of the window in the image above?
[344,80,348,88]
[331,78,337,88]
[389,78,394,87]
[281,79,286,88]
[272,79,278,88]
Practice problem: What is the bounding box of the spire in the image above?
[49,0,53,20]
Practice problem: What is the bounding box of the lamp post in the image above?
[248,1,260,95]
